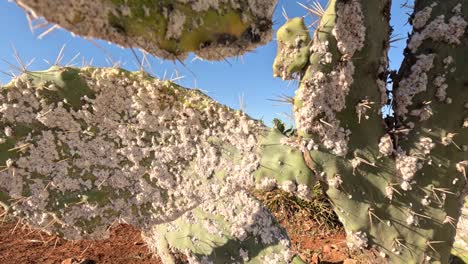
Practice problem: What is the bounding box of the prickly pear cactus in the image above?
[15,0,277,60]
[0,65,315,263]
[0,66,307,238]
[141,128,314,263]
[5,0,468,263]
[273,0,468,263]
[142,190,295,264]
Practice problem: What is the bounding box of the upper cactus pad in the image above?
[15,0,277,60]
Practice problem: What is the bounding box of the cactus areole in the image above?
[2,0,468,263]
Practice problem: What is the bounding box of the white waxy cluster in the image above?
[395,54,435,117]
[409,11,468,53]
[0,68,264,240]
[406,213,419,226]
[421,196,431,206]
[434,55,456,102]
[346,230,368,250]
[401,181,412,191]
[396,136,435,192]
[385,185,394,200]
[279,180,296,193]
[295,0,365,156]
[378,134,394,156]
[296,184,312,201]
[306,139,319,151]
[328,174,343,189]
[175,0,276,19]
[310,40,332,65]
[256,177,277,192]
[332,0,366,57]
[176,0,221,12]
[396,151,421,184]
[295,63,356,156]
[412,3,437,30]
[434,75,448,101]
[165,10,186,39]
[416,137,435,155]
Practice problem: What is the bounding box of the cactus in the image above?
[272,0,468,263]
[4,0,468,263]
[0,65,314,261]
[143,127,315,263]
[142,190,294,264]
[14,0,277,60]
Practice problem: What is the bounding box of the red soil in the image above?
[0,219,159,264]
[0,211,349,264]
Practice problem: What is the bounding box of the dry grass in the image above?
[254,183,342,231]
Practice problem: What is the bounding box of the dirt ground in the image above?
[0,218,158,264]
[0,211,350,264]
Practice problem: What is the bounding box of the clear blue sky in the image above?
[0,0,413,126]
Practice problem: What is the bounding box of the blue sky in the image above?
[0,0,413,126]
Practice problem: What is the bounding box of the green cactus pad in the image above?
[0,66,268,240]
[16,0,277,60]
[254,129,315,200]
[0,66,315,250]
[273,17,311,80]
[142,190,295,264]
